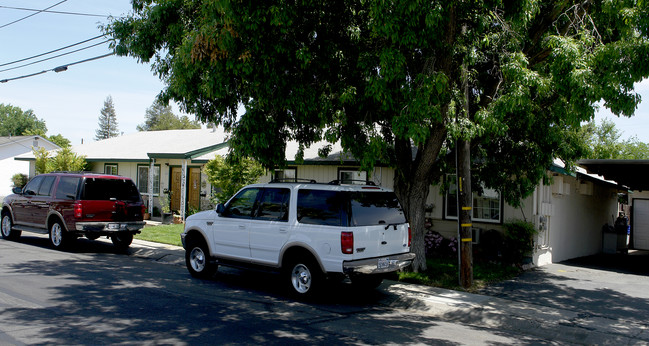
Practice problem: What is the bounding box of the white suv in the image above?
[181,180,415,297]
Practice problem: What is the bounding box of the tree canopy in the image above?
[580,118,649,159]
[95,96,120,141]
[107,0,649,271]
[137,100,201,131]
[0,103,47,137]
[204,156,264,204]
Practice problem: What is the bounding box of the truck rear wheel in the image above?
[285,256,322,298]
[111,233,133,251]
[50,220,72,250]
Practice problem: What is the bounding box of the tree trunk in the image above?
[393,125,447,272]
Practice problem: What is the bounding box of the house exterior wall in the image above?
[0,137,59,198]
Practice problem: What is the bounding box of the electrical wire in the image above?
[0,34,108,68]
[0,0,68,29]
[0,52,115,84]
[0,40,110,73]
[0,5,106,18]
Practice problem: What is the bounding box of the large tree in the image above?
[107,1,649,271]
[137,100,201,131]
[95,96,120,141]
[580,118,649,159]
[0,103,47,136]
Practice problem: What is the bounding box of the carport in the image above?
[578,159,649,251]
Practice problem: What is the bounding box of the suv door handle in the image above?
[207,221,213,226]
[238,225,246,229]
[279,228,288,233]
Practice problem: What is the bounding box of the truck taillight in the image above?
[74,202,83,218]
[341,232,354,254]
[408,226,412,247]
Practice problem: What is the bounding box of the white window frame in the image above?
[273,168,297,182]
[339,169,367,185]
[104,164,118,175]
[444,174,502,223]
[137,165,160,196]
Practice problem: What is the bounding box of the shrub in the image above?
[501,220,537,265]
[424,230,458,258]
[10,173,28,188]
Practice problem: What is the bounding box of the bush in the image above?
[424,230,458,258]
[11,173,28,188]
[501,220,537,265]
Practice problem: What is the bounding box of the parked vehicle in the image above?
[1,172,146,250]
[181,180,415,297]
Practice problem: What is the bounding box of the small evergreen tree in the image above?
[95,96,120,140]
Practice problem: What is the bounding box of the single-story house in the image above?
[0,135,60,199]
[15,129,625,267]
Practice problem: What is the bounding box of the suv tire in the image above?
[285,256,322,298]
[186,238,217,279]
[49,220,72,250]
[1,212,21,241]
[111,233,133,251]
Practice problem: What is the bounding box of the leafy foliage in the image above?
[107,1,649,271]
[137,100,201,131]
[33,147,86,174]
[10,173,28,188]
[0,103,47,136]
[502,220,538,265]
[580,118,649,159]
[47,134,72,148]
[95,96,120,141]
[204,156,264,204]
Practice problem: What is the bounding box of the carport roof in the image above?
[578,159,649,191]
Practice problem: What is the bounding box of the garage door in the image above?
[633,199,649,250]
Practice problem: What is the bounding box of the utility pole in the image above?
[457,25,473,289]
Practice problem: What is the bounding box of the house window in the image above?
[104,164,118,175]
[273,168,297,182]
[445,174,501,223]
[339,169,367,184]
[137,165,160,195]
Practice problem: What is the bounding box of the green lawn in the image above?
[136,224,184,247]
[137,224,522,291]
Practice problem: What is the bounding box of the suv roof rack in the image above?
[270,178,318,184]
[328,180,376,186]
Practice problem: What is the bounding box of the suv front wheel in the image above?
[185,238,217,279]
[1,212,21,240]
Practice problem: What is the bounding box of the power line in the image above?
[0,53,115,84]
[0,0,68,29]
[0,5,107,18]
[0,34,108,68]
[0,40,110,73]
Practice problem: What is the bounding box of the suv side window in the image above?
[37,176,56,196]
[297,189,345,226]
[56,177,81,200]
[22,176,44,196]
[223,188,260,219]
[255,188,290,221]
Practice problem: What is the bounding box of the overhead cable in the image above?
[0,40,110,73]
[0,52,115,84]
[0,0,68,29]
[0,34,108,68]
[0,5,106,18]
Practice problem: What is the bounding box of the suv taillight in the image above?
[74,202,83,218]
[408,226,412,247]
[341,232,354,254]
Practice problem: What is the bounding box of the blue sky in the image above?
[1,0,648,146]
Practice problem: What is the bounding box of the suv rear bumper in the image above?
[343,252,416,275]
[75,221,145,233]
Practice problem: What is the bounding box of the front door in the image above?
[188,167,201,211]
[170,167,182,213]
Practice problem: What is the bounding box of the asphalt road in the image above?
[1,234,648,345]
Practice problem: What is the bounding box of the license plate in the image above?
[377,258,390,269]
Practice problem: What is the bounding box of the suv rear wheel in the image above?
[285,256,322,298]
[49,220,72,250]
[111,233,133,251]
[185,238,217,279]
[1,212,21,241]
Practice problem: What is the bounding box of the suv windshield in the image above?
[81,178,141,201]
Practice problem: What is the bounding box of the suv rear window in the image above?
[349,192,406,226]
[55,177,81,200]
[81,178,141,201]
[297,190,345,226]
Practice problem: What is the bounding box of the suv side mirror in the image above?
[216,203,225,215]
[12,186,23,194]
